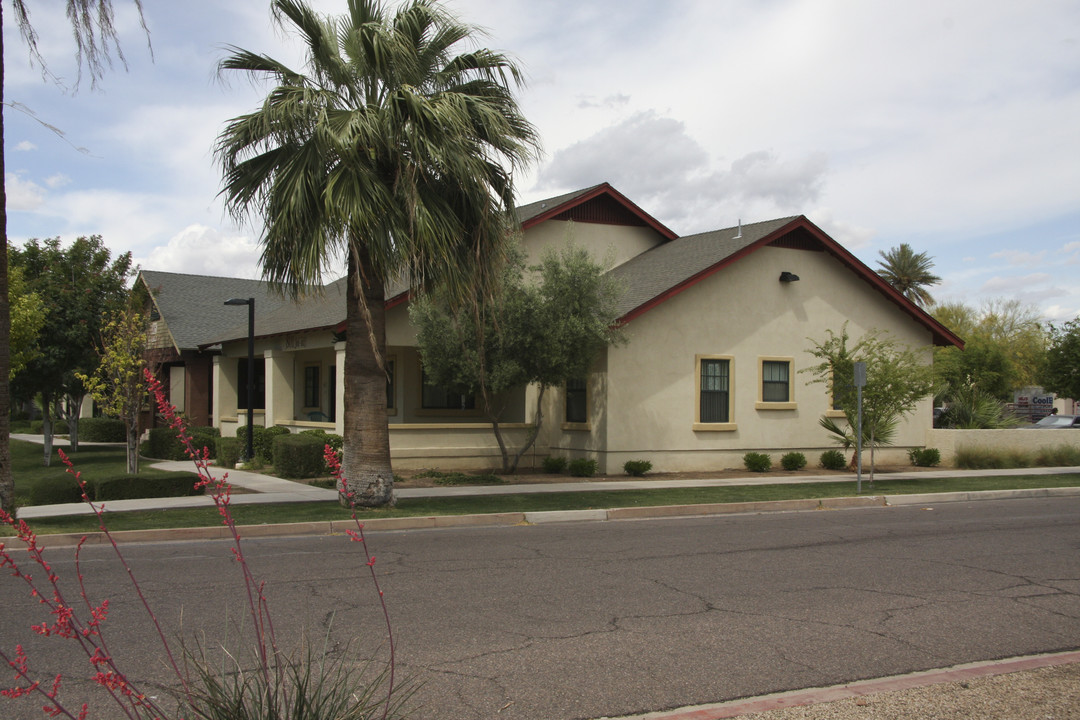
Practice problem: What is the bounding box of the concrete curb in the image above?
[26,486,1080,549]
[597,650,1080,719]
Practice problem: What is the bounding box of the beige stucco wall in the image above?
[523,219,665,271]
[575,245,935,474]
[927,428,1080,465]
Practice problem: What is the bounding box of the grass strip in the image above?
[17,472,1080,535]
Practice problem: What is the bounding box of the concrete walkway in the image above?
[12,431,1080,519]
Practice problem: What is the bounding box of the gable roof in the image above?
[609,215,963,348]
[203,277,349,346]
[516,182,678,241]
[139,270,289,352]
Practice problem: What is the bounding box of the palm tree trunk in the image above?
[341,245,394,507]
[0,9,14,517]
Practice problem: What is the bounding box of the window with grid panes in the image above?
[700,359,730,422]
[762,360,790,402]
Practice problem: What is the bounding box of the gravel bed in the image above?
[739,664,1080,719]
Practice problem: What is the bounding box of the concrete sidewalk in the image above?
[13,431,1080,519]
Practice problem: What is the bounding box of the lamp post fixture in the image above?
[224,297,255,463]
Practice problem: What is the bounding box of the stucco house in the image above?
[161,183,962,472]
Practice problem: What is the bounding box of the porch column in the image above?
[335,341,346,436]
[264,349,295,428]
[211,355,236,430]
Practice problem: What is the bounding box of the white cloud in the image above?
[140,225,262,279]
[15,141,36,152]
[4,173,45,210]
[45,173,70,189]
[991,249,1047,266]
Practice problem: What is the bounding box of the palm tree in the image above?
[876,243,942,308]
[216,0,539,506]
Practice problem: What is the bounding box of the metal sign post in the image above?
[853,361,867,494]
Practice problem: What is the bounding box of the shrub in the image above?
[414,470,504,486]
[28,476,84,506]
[301,429,344,472]
[623,459,652,476]
[542,455,568,474]
[236,425,291,463]
[79,417,126,442]
[780,452,807,471]
[91,475,204,501]
[954,446,1031,469]
[820,449,847,470]
[30,419,69,435]
[188,426,221,459]
[568,458,598,477]
[908,447,941,467]
[743,452,772,472]
[273,433,325,479]
[1034,444,1080,467]
[216,437,241,468]
[143,425,220,461]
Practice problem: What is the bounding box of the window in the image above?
[699,358,730,423]
[421,369,475,410]
[236,358,266,410]
[303,365,320,408]
[385,359,396,410]
[565,378,587,424]
[757,357,796,410]
[762,361,790,402]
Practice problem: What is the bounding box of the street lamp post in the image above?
[224,297,255,463]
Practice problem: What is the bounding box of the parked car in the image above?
[1029,414,1080,428]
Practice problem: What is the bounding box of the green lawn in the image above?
[10,439,201,507]
[17,471,1080,536]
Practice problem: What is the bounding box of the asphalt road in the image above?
[2,496,1078,720]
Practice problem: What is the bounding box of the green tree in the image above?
[0,1,149,516]
[413,243,624,472]
[875,243,942,308]
[805,325,935,484]
[76,306,147,474]
[7,263,45,379]
[216,0,539,506]
[1043,318,1080,401]
[9,235,134,465]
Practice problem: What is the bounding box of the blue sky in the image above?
[4,0,1079,320]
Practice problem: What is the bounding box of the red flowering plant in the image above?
[0,369,405,719]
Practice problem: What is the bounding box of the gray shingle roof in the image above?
[209,276,348,344]
[139,271,291,351]
[607,217,798,318]
[514,184,605,225]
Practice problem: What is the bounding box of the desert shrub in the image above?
[820,449,847,470]
[542,455,568,474]
[954,446,1031,469]
[273,433,325,479]
[908,447,941,467]
[743,452,772,472]
[1033,444,1080,467]
[623,459,652,476]
[414,470,504,486]
[780,452,806,471]
[568,458,598,477]
[79,417,126,442]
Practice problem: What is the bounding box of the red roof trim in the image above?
[617,216,963,349]
[521,182,678,241]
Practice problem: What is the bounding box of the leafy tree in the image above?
[0,1,150,516]
[933,298,1048,403]
[875,243,941,308]
[7,263,45,379]
[216,0,539,506]
[413,243,624,472]
[9,235,134,465]
[76,307,147,474]
[805,325,935,484]
[1043,318,1080,401]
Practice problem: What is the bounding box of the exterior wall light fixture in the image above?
[779,271,800,282]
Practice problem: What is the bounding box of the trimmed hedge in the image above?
[80,417,126,442]
[237,425,292,463]
[216,437,241,468]
[273,433,325,479]
[743,452,772,472]
[820,449,847,470]
[143,425,220,461]
[30,419,69,435]
[908,447,941,467]
[623,459,652,476]
[781,452,807,471]
[27,473,203,505]
[542,456,568,474]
